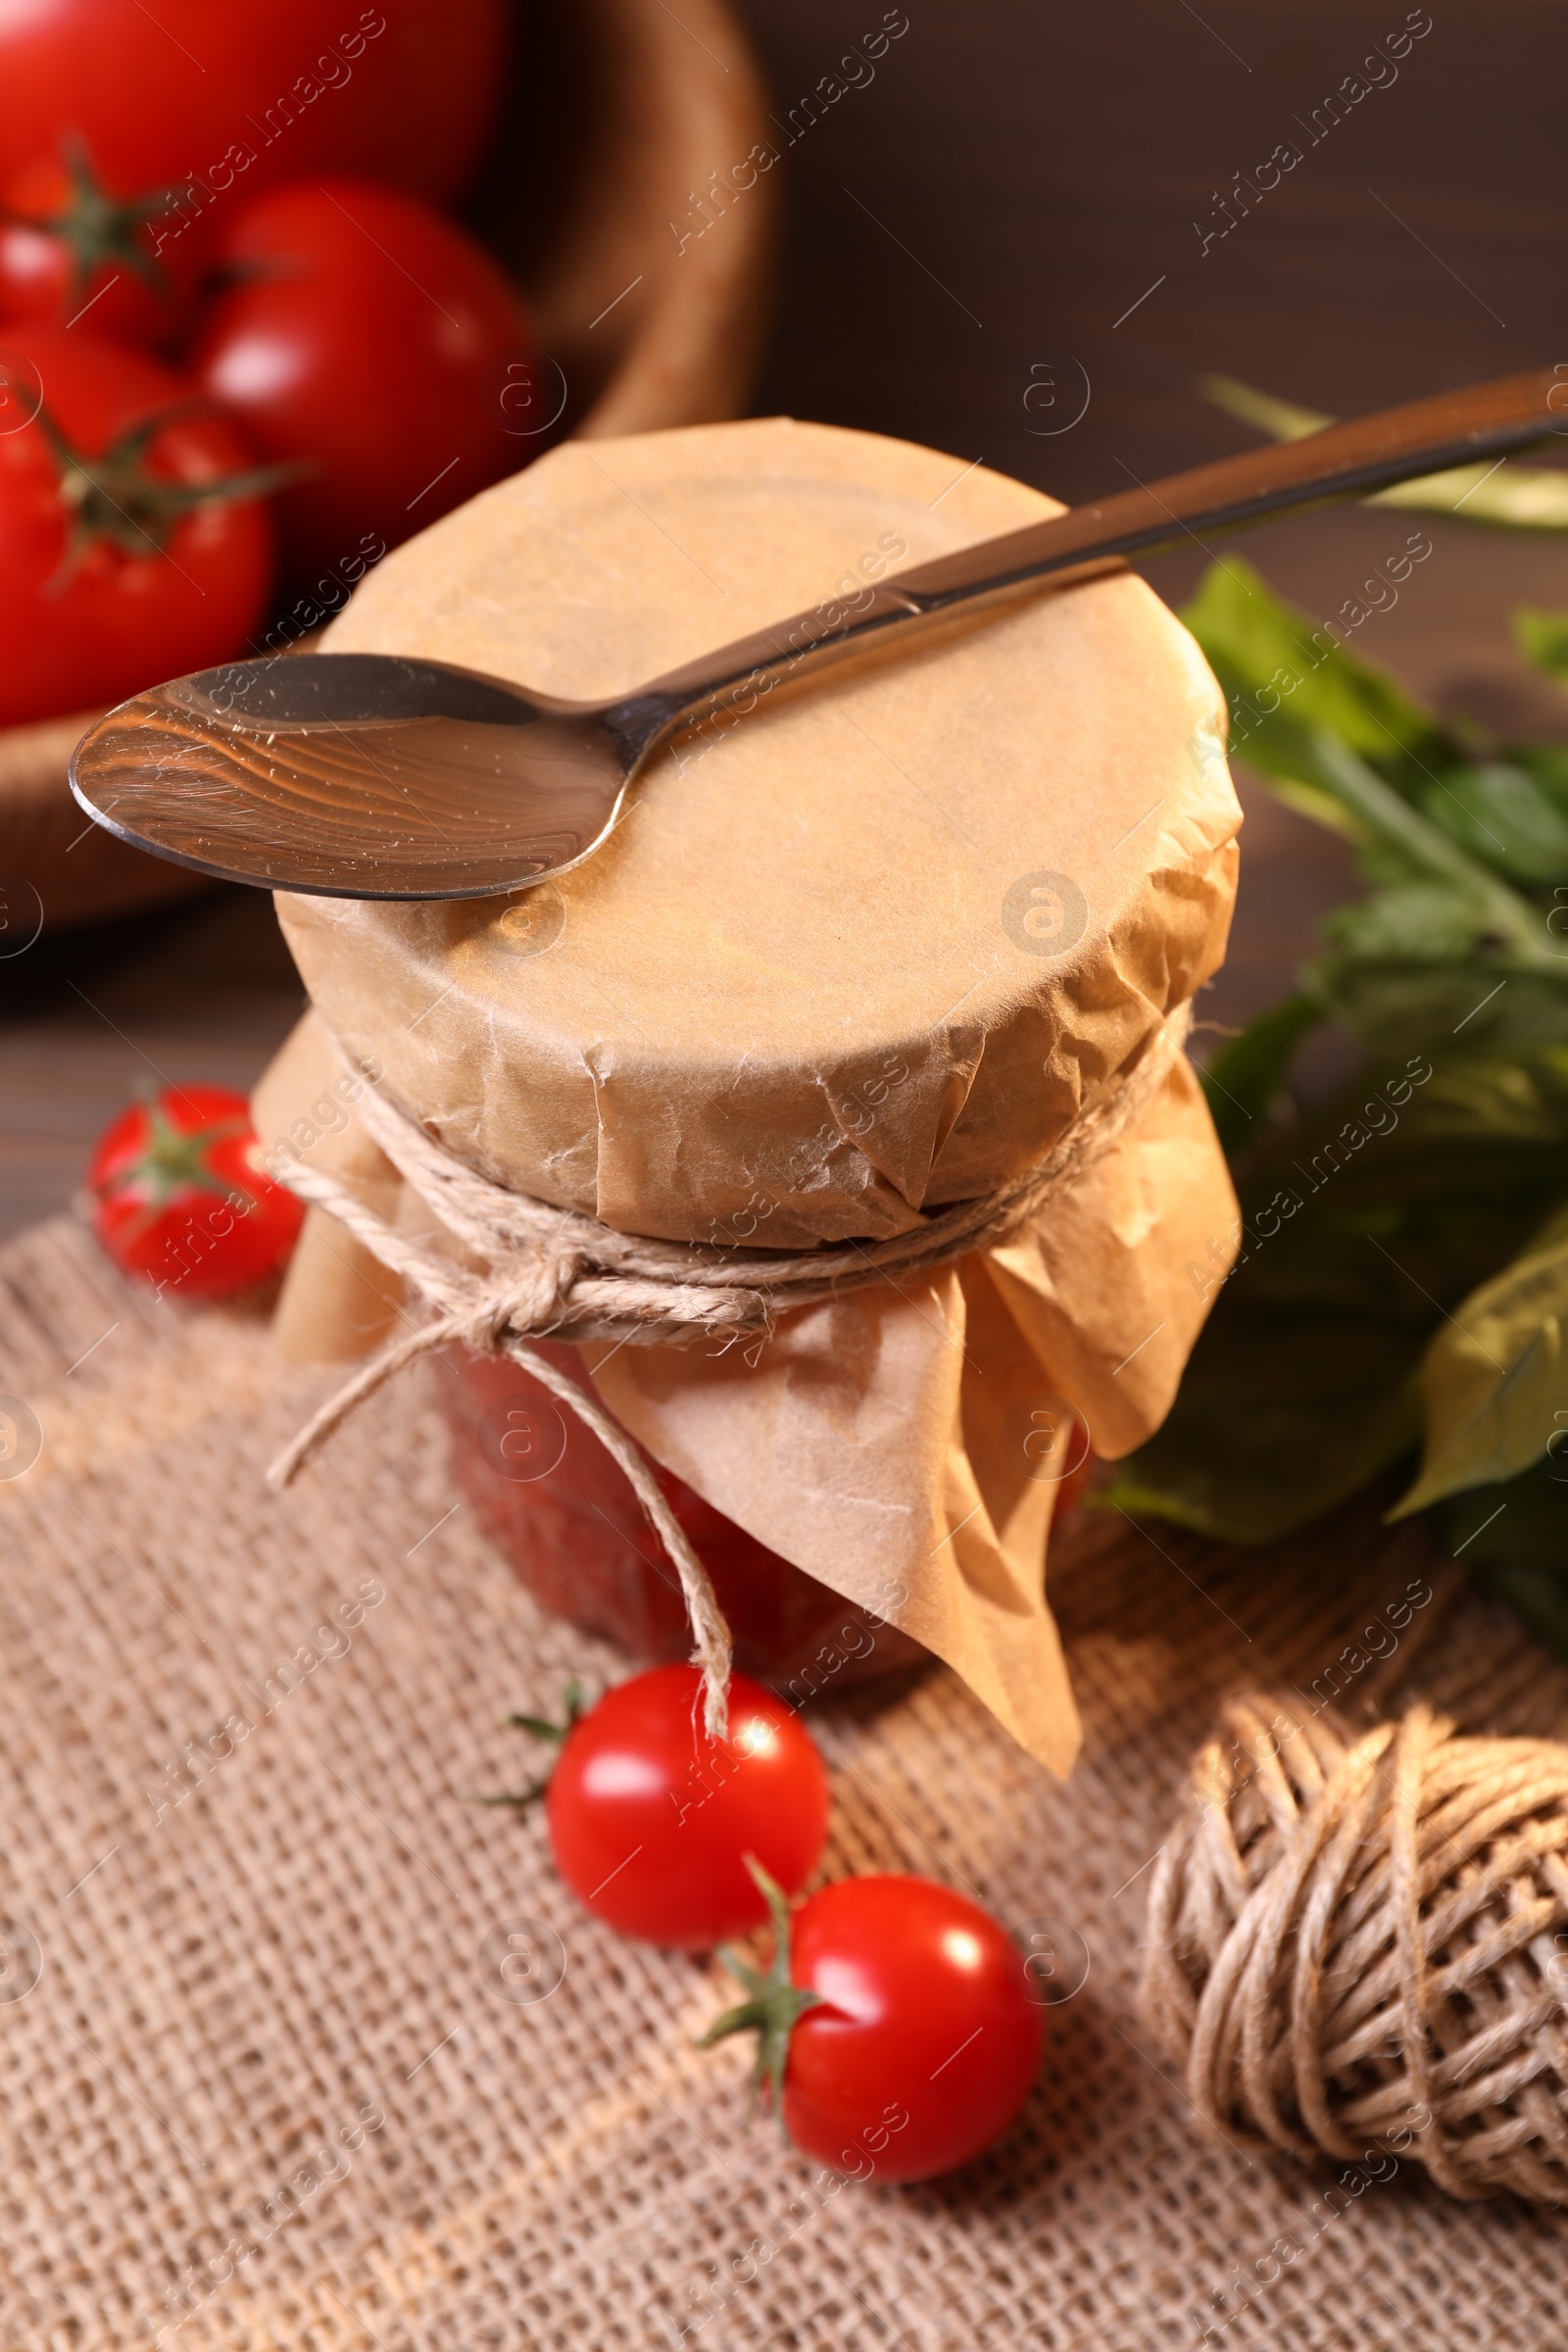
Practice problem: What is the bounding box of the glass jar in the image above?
[440,1340,931,1695]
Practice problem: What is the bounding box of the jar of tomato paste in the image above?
[255,414,1240,1774]
[440,1340,930,1691]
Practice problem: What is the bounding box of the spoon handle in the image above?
[640,367,1565,734]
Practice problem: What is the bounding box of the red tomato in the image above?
[0,141,202,346]
[710,1873,1044,2184]
[0,3,507,212]
[191,176,536,582]
[0,327,275,726]
[546,1666,831,1950]
[89,1085,304,1299]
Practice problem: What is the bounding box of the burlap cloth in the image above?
[4,1210,1565,2348]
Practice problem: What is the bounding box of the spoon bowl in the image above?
[70,652,643,899]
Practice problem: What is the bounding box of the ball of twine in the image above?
[1139,1690,1568,2203]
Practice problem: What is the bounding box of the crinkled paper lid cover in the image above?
[279,416,1237,1248]
[265,416,1244,1772]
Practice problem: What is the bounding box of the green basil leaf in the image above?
[1515,608,1568,689]
[1198,373,1330,441]
[1393,1203,1568,1513]
[1142,559,1568,1555]
[1118,1054,1568,1541]
[1199,993,1322,1157]
[1410,1052,1568,1145]
[1181,561,1456,804]
[1517,744,1568,818]
[1104,1312,1422,1543]
[1417,761,1568,885]
[1306,736,1546,956]
[1437,1459,1568,1660]
[1321,883,1498,963]
[1307,961,1568,1064]
[1201,382,1568,533]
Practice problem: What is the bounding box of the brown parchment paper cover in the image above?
[255,416,1243,1772]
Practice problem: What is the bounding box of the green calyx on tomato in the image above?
[105,1090,253,1215]
[89,1083,303,1299]
[5,134,179,305]
[702,1856,826,2118]
[476,1679,591,1808]
[14,376,296,578]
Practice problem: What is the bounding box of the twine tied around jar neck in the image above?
[1140,1690,1568,2203]
[266,1004,1192,1735]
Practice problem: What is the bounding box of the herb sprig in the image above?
[1109,560,1568,1647]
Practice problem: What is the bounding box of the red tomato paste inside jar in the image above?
[442,1341,1091,1694]
[443,1342,924,1691]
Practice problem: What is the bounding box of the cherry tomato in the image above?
[191,176,536,582]
[89,1085,305,1299]
[709,1872,1044,2183]
[546,1666,831,1950]
[0,140,203,347]
[0,327,275,726]
[0,3,507,213]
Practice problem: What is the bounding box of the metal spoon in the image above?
[70,368,1567,901]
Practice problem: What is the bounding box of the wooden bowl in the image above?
[0,0,777,934]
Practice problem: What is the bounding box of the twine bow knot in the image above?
[466,1250,583,1353]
